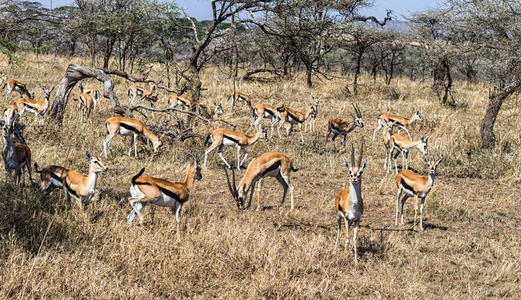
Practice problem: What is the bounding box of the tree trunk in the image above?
[49,64,123,123]
[353,52,362,95]
[305,63,313,88]
[480,87,516,149]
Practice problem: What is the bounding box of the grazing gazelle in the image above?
[62,151,108,210]
[228,91,251,108]
[224,152,298,210]
[34,163,68,195]
[2,122,33,185]
[127,158,202,232]
[304,96,320,132]
[204,126,267,170]
[276,102,315,142]
[326,103,363,151]
[77,92,94,122]
[128,85,157,106]
[103,116,162,158]
[1,74,31,104]
[388,134,428,174]
[373,110,422,141]
[78,80,100,110]
[14,87,54,123]
[395,156,444,231]
[168,93,192,110]
[334,144,368,263]
[249,103,280,138]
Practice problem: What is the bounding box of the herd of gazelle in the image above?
[1,73,445,263]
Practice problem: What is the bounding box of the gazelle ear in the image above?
[360,158,369,172]
[343,157,350,170]
[86,151,92,161]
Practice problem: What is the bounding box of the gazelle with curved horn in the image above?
[276,102,315,142]
[62,151,108,210]
[77,92,94,122]
[304,96,320,132]
[395,156,444,231]
[78,80,100,110]
[326,103,363,151]
[34,163,68,195]
[249,103,280,138]
[334,144,368,263]
[127,158,202,232]
[204,126,267,170]
[14,87,54,123]
[224,152,298,211]
[104,116,162,158]
[2,122,33,185]
[228,91,251,109]
[1,74,31,104]
[373,110,422,142]
[388,134,428,174]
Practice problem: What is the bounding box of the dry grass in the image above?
[0,54,520,298]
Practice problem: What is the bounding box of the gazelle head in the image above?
[224,167,244,209]
[343,143,369,184]
[351,103,363,128]
[418,136,429,155]
[422,156,444,175]
[213,101,224,118]
[413,110,422,121]
[187,157,203,181]
[86,151,108,173]
[311,95,320,115]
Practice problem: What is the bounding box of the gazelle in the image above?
[276,102,315,142]
[396,156,444,231]
[62,151,108,210]
[334,144,368,263]
[77,92,94,122]
[304,96,320,132]
[382,121,396,171]
[373,110,422,141]
[168,93,192,110]
[228,91,251,108]
[199,101,224,120]
[2,122,33,185]
[14,87,54,123]
[388,134,428,174]
[249,103,280,138]
[3,104,18,128]
[127,158,202,231]
[104,116,162,158]
[34,163,68,195]
[128,85,157,106]
[325,103,363,151]
[78,80,100,110]
[1,74,31,104]
[204,126,267,170]
[224,152,297,210]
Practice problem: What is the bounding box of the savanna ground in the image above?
[0,54,520,298]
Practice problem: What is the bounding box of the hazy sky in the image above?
[40,0,438,21]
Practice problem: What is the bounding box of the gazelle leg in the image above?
[239,148,248,168]
[325,129,331,142]
[217,144,231,169]
[203,141,220,167]
[298,123,304,142]
[134,133,138,157]
[419,197,426,231]
[256,178,264,211]
[344,217,350,255]
[373,121,383,142]
[335,212,342,248]
[331,133,338,151]
[405,151,409,170]
[129,200,145,225]
[343,134,347,148]
[353,220,359,263]
[413,194,419,229]
[400,195,409,225]
[175,201,183,234]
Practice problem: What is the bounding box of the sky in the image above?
[39,0,439,21]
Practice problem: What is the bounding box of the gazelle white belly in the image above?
[223,138,238,147]
[118,127,134,136]
[153,193,179,207]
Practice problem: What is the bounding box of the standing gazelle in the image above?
[228,91,251,108]
[304,96,320,132]
[14,87,54,123]
[34,162,68,195]
[127,159,202,233]
[249,103,280,138]
[276,102,315,142]
[77,92,94,122]
[78,80,100,110]
[62,151,108,210]
[388,134,428,174]
[326,103,363,151]
[104,116,162,158]
[334,144,368,263]
[204,126,267,170]
[224,152,298,210]
[395,156,444,231]
[2,122,33,185]
[373,110,422,141]
[1,74,31,104]
[128,85,157,106]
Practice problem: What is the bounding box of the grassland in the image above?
[0,54,520,298]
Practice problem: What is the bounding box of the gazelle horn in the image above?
[358,143,364,167]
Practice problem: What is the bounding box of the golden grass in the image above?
[0,54,520,298]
